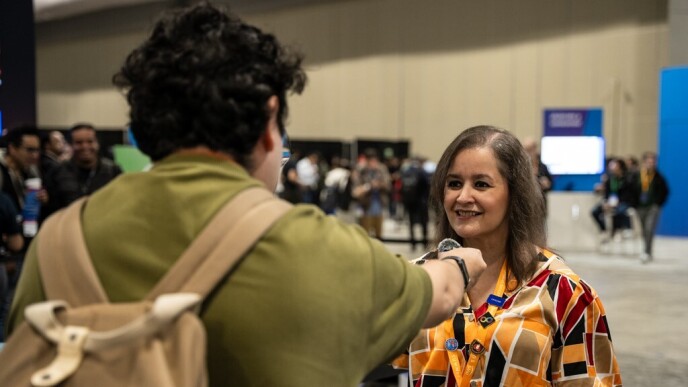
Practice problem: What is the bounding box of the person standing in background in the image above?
[0,127,43,341]
[295,151,319,204]
[0,191,23,341]
[320,156,350,215]
[522,137,552,213]
[39,130,67,222]
[351,148,391,239]
[39,130,66,178]
[635,151,669,263]
[400,156,430,251]
[590,158,636,240]
[0,126,46,214]
[625,155,640,175]
[47,123,122,211]
[279,149,302,204]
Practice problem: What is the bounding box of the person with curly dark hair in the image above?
[394,126,621,386]
[7,3,485,385]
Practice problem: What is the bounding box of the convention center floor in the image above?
[381,218,688,386]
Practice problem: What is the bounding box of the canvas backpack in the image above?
[0,186,291,387]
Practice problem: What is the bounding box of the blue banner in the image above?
[542,108,604,191]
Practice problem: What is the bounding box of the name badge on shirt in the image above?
[487,294,505,308]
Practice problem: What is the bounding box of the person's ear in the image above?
[260,95,280,152]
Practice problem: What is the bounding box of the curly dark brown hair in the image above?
[112,2,307,165]
[430,125,547,287]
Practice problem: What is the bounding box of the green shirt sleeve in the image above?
[365,237,432,368]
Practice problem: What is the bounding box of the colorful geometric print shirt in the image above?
[393,250,622,386]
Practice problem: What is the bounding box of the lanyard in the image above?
[444,259,508,387]
[641,169,654,192]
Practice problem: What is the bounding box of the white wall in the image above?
[35,0,668,161]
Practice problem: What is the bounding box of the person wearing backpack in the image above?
[4,3,486,386]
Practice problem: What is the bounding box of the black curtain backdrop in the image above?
[0,0,36,131]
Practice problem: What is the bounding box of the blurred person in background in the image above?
[39,130,66,178]
[0,191,23,341]
[591,158,636,241]
[320,156,350,216]
[39,130,67,222]
[351,148,391,239]
[400,156,430,251]
[0,127,43,342]
[0,126,45,214]
[279,149,302,204]
[522,137,552,213]
[634,151,669,263]
[625,155,640,175]
[47,123,122,211]
[296,150,319,204]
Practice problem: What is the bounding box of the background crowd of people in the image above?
[0,118,670,342]
[590,152,670,263]
[277,148,435,250]
[0,124,121,339]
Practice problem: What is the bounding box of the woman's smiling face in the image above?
[443,147,510,245]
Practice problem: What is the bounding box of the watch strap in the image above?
[441,255,470,288]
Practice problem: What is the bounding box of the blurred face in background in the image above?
[9,135,41,172]
[71,127,100,168]
[607,160,622,177]
[47,131,66,157]
[643,153,657,172]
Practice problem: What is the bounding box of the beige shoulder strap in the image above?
[38,197,109,304]
[146,187,291,299]
[37,187,292,306]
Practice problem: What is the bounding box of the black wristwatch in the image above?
[440,255,471,288]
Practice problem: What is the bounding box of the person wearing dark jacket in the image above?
[591,158,637,239]
[635,151,669,263]
[46,124,122,212]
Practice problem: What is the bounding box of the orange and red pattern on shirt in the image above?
[393,250,622,387]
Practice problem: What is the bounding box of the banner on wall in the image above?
[657,66,688,237]
[541,108,604,191]
[544,109,603,137]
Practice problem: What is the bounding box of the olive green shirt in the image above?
[8,154,432,386]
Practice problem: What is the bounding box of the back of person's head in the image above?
[431,125,546,287]
[112,2,307,166]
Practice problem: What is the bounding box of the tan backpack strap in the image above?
[37,197,110,305]
[146,187,292,300]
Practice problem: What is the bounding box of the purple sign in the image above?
[543,109,602,137]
